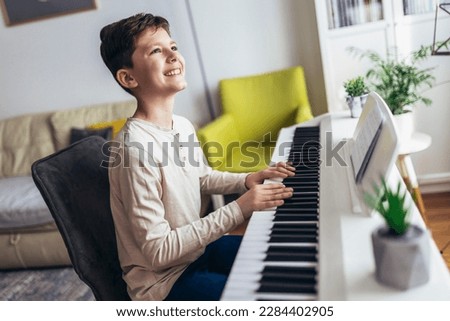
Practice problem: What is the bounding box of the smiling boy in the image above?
[100,13,294,300]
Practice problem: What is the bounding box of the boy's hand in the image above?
[236,183,293,218]
[245,162,295,189]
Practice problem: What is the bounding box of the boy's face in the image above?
[119,27,186,97]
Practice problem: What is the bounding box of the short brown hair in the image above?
[100,13,170,94]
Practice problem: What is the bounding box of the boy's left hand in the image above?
[245,162,296,189]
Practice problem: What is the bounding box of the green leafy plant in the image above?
[344,76,369,97]
[349,46,435,115]
[365,178,411,235]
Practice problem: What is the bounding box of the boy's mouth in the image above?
[164,68,182,76]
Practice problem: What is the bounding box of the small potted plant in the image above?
[365,178,430,290]
[343,76,369,118]
[349,46,436,141]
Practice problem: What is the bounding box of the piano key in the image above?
[258,282,317,294]
[273,215,317,222]
[269,236,318,243]
[271,223,318,230]
[281,202,319,208]
[275,207,318,213]
[261,265,317,278]
[265,253,318,262]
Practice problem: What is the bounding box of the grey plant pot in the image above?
[346,94,368,118]
[371,224,430,290]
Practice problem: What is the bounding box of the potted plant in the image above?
[349,46,436,141]
[343,76,369,118]
[365,178,430,290]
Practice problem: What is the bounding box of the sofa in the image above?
[0,100,136,269]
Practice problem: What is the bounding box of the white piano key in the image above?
[222,289,317,301]
[238,242,318,250]
[230,257,317,271]
[229,251,318,264]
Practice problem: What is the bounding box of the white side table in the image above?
[396,132,432,223]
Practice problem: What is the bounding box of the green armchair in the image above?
[197,66,313,173]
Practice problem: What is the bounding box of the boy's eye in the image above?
[150,48,161,54]
[171,45,178,51]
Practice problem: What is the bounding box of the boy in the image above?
[100,13,294,300]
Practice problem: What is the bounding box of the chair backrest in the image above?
[219,66,312,142]
[32,136,130,300]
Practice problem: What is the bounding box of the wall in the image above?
[0,0,208,126]
[0,0,316,127]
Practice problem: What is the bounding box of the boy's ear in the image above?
[116,69,138,89]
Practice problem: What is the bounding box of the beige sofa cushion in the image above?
[0,112,56,178]
[0,222,71,269]
[50,100,136,150]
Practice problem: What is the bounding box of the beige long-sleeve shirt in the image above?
[108,115,248,300]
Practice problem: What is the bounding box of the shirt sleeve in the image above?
[109,145,246,272]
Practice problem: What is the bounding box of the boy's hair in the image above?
[100,13,170,94]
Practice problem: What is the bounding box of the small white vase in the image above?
[393,112,415,144]
[346,94,368,118]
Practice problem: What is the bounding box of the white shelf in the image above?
[325,20,390,38]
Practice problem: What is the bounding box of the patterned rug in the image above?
[0,267,94,301]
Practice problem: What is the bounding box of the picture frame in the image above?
[0,0,97,26]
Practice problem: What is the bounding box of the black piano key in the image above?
[284,196,319,203]
[285,190,319,196]
[266,245,317,254]
[272,223,318,229]
[270,224,317,235]
[276,207,318,213]
[283,181,319,189]
[262,265,317,276]
[288,160,320,166]
[265,253,317,262]
[280,202,318,209]
[257,282,317,294]
[282,184,319,192]
[290,172,319,177]
[283,203,319,208]
[288,175,319,181]
[284,196,319,202]
[273,214,318,222]
[265,245,318,262]
[270,229,317,237]
[269,235,318,243]
[282,177,319,183]
[261,266,317,282]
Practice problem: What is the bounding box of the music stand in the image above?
[432,3,450,55]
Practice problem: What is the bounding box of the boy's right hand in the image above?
[235,183,293,218]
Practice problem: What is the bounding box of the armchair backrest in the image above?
[219,66,312,143]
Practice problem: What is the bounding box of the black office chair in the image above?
[32,136,130,300]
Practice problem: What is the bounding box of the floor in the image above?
[422,192,450,269]
[0,267,94,300]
